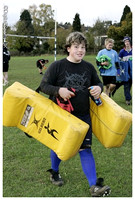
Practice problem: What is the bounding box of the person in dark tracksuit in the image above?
[3,44,10,86]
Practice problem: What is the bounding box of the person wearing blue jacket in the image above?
[119,36,132,105]
[96,38,120,97]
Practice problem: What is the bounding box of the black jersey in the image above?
[3,46,10,64]
[3,46,10,72]
[40,58,103,116]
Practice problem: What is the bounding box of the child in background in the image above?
[119,36,132,105]
[36,59,49,74]
[96,38,120,97]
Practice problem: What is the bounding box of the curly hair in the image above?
[65,32,87,55]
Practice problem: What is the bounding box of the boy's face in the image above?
[45,60,49,64]
[124,40,131,47]
[105,42,113,50]
[67,42,86,63]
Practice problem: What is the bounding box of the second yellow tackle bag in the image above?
[3,82,89,161]
[90,92,132,148]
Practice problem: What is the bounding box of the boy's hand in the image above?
[58,87,75,101]
[101,61,109,66]
[88,86,101,99]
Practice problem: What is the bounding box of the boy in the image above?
[119,36,132,105]
[96,38,120,96]
[40,32,111,197]
[36,59,49,74]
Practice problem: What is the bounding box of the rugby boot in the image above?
[90,178,111,197]
[47,169,64,186]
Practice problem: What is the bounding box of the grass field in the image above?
[3,55,132,197]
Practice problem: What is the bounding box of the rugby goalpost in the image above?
[3,5,57,61]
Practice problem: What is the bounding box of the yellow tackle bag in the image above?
[90,92,132,148]
[3,82,89,161]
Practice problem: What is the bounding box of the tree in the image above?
[107,7,132,51]
[56,25,72,54]
[85,31,95,53]
[15,10,35,53]
[29,4,54,27]
[120,5,131,23]
[20,10,32,25]
[91,18,112,36]
[19,10,34,35]
[28,4,55,54]
[72,13,81,32]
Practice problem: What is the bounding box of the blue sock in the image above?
[50,150,61,172]
[79,148,97,187]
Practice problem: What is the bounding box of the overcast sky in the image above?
[2,0,133,27]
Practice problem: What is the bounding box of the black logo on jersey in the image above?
[64,71,87,91]
[44,123,59,140]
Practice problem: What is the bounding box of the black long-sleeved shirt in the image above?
[40,58,103,116]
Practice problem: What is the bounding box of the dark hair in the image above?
[64,32,87,55]
[123,36,131,42]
